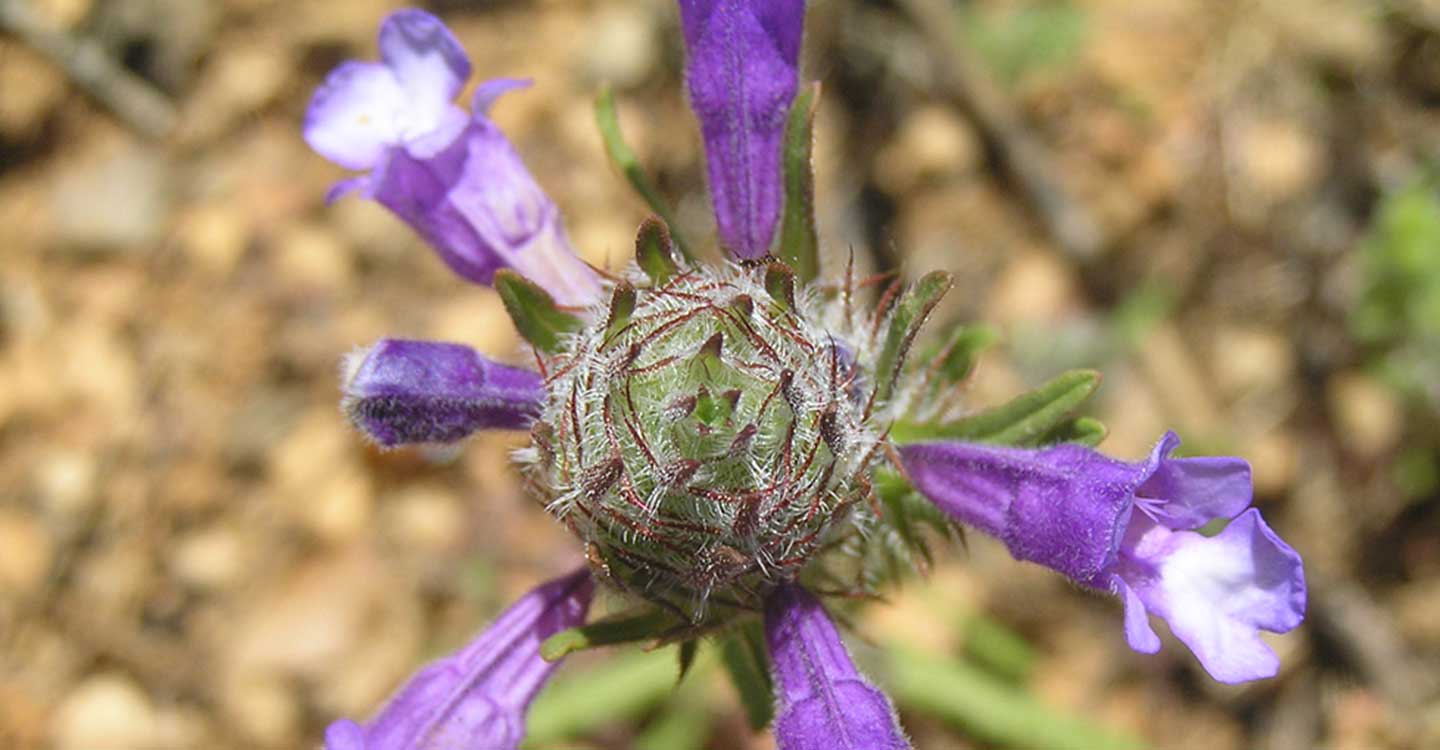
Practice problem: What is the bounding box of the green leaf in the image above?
[636,216,681,285]
[776,82,821,282]
[875,271,954,404]
[919,323,1000,399]
[606,281,637,338]
[961,615,1036,685]
[540,608,681,662]
[1034,415,1108,447]
[887,645,1141,750]
[595,87,693,260]
[718,620,774,730]
[525,649,680,746]
[495,270,584,354]
[677,639,700,681]
[892,369,1100,444]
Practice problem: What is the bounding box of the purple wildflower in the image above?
[304,9,602,305]
[323,568,593,750]
[341,338,545,447]
[898,432,1307,683]
[765,584,911,750]
[679,0,804,260]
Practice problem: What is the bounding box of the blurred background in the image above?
[2,0,1438,747]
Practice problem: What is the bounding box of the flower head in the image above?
[304,10,601,304]
[898,432,1306,682]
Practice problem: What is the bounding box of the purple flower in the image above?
[304,9,602,305]
[897,432,1306,683]
[764,583,910,750]
[679,0,805,260]
[342,338,545,447]
[324,568,594,750]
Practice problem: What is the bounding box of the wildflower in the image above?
[898,432,1306,683]
[303,9,601,304]
[306,3,1306,749]
[323,569,592,750]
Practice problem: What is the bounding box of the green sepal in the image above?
[1033,415,1107,447]
[495,270,584,354]
[676,639,700,682]
[776,82,821,283]
[606,281,637,338]
[595,87,693,260]
[636,216,680,285]
[891,369,1101,445]
[875,271,954,404]
[718,620,774,731]
[539,608,680,662]
[919,323,1000,400]
[764,262,798,311]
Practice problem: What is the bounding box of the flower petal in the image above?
[897,440,1142,583]
[1136,432,1253,529]
[472,77,533,116]
[327,568,594,750]
[764,584,910,750]
[377,9,472,137]
[1117,509,1306,683]
[679,0,804,260]
[341,338,545,447]
[304,60,410,170]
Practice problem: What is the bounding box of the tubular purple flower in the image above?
[303,9,602,305]
[342,338,545,447]
[897,432,1306,683]
[764,583,910,750]
[679,0,805,260]
[323,568,594,750]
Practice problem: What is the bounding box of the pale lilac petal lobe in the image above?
[680,0,804,259]
[1118,583,1161,654]
[304,61,408,170]
[342,338,545,446]
[355,569,594,750]
[1138,432,1253,528]
[472,77,534,116]
[324,719,366,750]
[1121,510,1304,683]
[764,584,910,750]
[378,9,471,126]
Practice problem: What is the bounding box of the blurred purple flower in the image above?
[341,338,545,447]
[324,568,594,750]
[764,583,910,750]
[898,432,1306,683]
[679,0,804,260]
[304,9,601,305]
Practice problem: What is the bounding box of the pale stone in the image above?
[1328,372,1403,459]
[50,146,172,252]
[1245,429,1299,498]
[985,251,1080,326]
[0,510,54,596]
[219,673,300,748]
[274,221,352,290]
[1232,118,1324,204]
[875,105,982,193]
[429,293,517,359]
[34,450,97,518]
[581,5,658,88]
[176,203,249,276]
[383,485,466,554]
[0,46,67,138]
[50,674,158,750]
[1211,325,1295,397]
[170,525,247,590]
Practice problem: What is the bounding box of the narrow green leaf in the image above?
[892,369,1100,445]
[961,615,1036,685]
[595,87,693,260]
[540,608,680,662]
[1034,415,1108,447]
[634,701,710,750]
[776,82,821,282]
[494,270,584,354]
[875,271,954,404]
[919,323,1000,399]
[525,649,679,746]
[718,620,774,730]
[636,216,681,285]
[887,645,1141,750]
